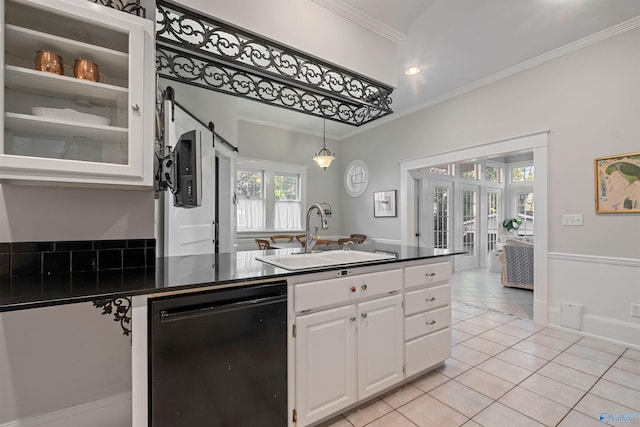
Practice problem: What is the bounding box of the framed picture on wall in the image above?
[374,190,397,217]
[594,152,640,213]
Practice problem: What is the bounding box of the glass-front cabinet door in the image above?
[0,0,154,187]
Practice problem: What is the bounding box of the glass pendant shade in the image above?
[314,120,335,170]
[314,149,335,170]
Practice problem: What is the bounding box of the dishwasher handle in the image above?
[159,294,286,323]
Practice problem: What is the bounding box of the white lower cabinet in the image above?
[357,294,404,399]
[403,261,452,378]
[295,305,357,426]
[292,261,452,426]
[293,269,404,427]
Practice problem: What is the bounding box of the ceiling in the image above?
[237,0,640,141]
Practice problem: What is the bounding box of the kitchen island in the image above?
[0,243,463,427]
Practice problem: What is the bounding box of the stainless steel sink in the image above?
[256,250,396,271]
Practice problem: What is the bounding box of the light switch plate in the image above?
[562,214,583,226]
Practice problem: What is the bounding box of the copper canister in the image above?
[35,50,64,75]
[74,58,100,82]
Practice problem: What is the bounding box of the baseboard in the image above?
[0,392,131,427]
[548,306,640,350]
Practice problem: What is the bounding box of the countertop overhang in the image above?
[0,243,465,312]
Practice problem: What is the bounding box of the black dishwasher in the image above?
[149,282,287,427]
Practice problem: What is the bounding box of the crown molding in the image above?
[312,0,407,42]
[339,15,640,141]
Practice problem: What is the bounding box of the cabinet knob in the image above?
[350,286,356,293]
[425,272,436,277]
[426,297,436,302]
[132,103,140,112]
[361,284,368,291]
[361,313,368,319]
[426,320,436,325]
[349,316,356,322]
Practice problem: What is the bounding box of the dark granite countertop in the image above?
[0,243,464,312]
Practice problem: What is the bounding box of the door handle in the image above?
[361,313,368,319]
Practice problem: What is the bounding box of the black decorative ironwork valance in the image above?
[90,0,146,17]
[155,0,393,126]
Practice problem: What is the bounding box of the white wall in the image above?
[0,303,132,424]
[339,27,640,345]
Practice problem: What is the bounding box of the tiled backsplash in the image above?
[0,239,155,278]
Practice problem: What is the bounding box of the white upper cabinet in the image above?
[0,0,154,187]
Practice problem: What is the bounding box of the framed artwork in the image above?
[594,152,640,213]
[374,190,397,217]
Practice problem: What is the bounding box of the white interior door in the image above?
[163,101,215,256]
[214,141,236,253]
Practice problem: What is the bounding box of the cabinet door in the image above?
[0,0,154,187]
[357,294,404,399]
[296,305,357,427]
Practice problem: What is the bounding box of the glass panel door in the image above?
[486,189,501,252]
[432,183,451,249]
[459,185,480,269]
[421,179,452,249]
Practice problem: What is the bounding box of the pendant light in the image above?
[313,119,335,170]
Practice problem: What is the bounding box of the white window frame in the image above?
[236,157,307,233]
[508,161,535,238]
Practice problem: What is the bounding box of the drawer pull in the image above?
[350,316,356,322]
[425,297,436,302]
[361,284,368,291]
[361,313,368,319]
[425,272,436,277]
[426,320,436,325]
[350,286,357,293]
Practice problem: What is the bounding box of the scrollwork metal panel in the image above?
[155,0,393,126]
[93,297,132,336]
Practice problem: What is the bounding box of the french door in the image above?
[458,184,480,269]
[422,180,453,249]
[486,188,502,253]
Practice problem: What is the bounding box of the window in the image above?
[236,158,306,232]
[514,191,534,236]
[458,162,481,180]
[484,166,503,183]
[429,164,454,176]
[236,169,265,231]
[273,173,301,230]
[344,160,368,197]
[511,165,534,182]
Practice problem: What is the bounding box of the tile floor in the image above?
[317,302,640,427]
[451,268,534,318]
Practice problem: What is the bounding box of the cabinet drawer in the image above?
[405,328,452,377]
[404,284,451,316]
[404,262,450,289]
[295,269,402,312]
[405,306,450,341]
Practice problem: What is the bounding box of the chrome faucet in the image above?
[304,204,329,253]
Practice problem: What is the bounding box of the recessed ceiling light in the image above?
[404,66,421,76]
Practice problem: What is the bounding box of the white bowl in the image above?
[31,107,111,126]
